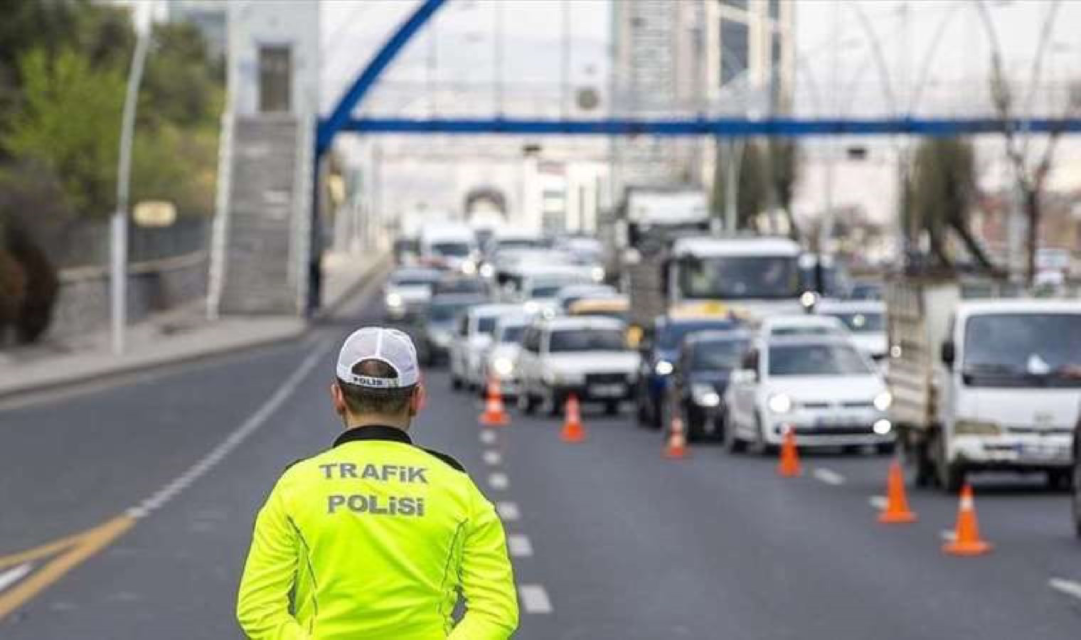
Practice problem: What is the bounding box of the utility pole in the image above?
[111,4,152,355]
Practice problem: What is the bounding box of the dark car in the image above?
[420,293,486,365]
[668,330,751,440]
[635,315,741,429]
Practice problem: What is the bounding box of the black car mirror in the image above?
[941,341,955,369]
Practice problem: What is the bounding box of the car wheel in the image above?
[934,432,964,493]
[875,442,896,456]
[649,395,663,430]
[724,410,747,454]
[900,435,934,488]
[604,400,620,416]
[1073,457,1081,538]
[451,373,462,391]
[1047,469,1071,491]
[518,388,537,415]
[547,391,564,417]
[755,414,777,456]
[636,396,650,427]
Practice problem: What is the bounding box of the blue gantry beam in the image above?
[330,115,1081,138]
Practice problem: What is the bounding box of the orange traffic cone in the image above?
[479,378,510,427]
[664,415,689,459]
[943,484,992,556]
[878,460,918,524]
[777,426,801,477]
[559,395,586,443]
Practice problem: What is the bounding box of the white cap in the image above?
[336,327,420,389]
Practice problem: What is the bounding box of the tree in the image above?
[710,140,768,232]
[910,137,998,273]
[3,47,125,217]
[766,139,800,240]
[976,0,1081,283]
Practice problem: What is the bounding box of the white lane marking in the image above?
[940,530,957,542]
[126,341,333,519]
[480,430,497,445]
[488,472,509,490]
[812,468,846,486]
[483,450,502,466]
[496,502,521,521]
[518,584,553,614]
[0,563,32,593]
[868,496,888,510]
[507,534,534,557]
[1049,578,1081,602]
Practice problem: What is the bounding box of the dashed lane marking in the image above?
[488,472,509,490]
[940,530,957,542]
[0,339,333,621]
[518,584,553,614]
[480,430,498,445]
[507,534,534,557]
[869,496,888,510]
[1049,578,1081,602]
[496,502,521,522]
[0,564,31,593]
[812,468,845,486]
[483,450,502,466]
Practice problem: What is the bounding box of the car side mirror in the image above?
[941,341,955,369]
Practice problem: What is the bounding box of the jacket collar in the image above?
[333,425,413,448]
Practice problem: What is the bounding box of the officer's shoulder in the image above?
[418,447,467,474]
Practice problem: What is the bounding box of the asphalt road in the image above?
[1,277,1079,638]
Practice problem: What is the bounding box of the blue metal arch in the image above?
[317,0,447,156]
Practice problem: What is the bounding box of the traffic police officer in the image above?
[237,327,519,639]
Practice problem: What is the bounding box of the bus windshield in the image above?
[678,256,800,300]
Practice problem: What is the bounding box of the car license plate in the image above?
[1019,444,1068,460]
[814,415,848,428]
[590,384,625,398]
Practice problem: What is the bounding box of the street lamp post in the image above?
[111,6,152,355]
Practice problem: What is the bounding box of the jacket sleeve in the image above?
[448,482,519,640]
[236,478,308,640]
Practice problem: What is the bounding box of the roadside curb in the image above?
[0,255,389,404]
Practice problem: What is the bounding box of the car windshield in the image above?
[436,279,486,295]
[529,284,564,299]
[477,316,498,335]
[962,313,1081,388]
[499,325,526,343]
[431,241,471,257]
[849,282,883,300]
[799,264,849,297]
[768,343,873,376]
[824,312,884,334]
[549,329,626,353]
[678,256,800,300]
[391,271,439,286]
[770,325,841,337]
[690,340,748,371]
[658,321,737,350]
[428,300,475,322]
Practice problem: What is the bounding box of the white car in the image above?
[555,283,619,313]
[516,316,640,416]
[449,303,520,391]
[382,267,442,320]
[481,313,533,398]
[724,336,894,452]
[816,300,887,361]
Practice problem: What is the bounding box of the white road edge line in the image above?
[125,340,333,520]
[507,534,534,557]
[0,563,32,593]
[480,431,497,445]
[483,450,502,466]
[868,496,888,510]
[812,468,845,486]
[518,584,553,614]
[496,502,521,521]
[940,530,957,542]
[1049,577,1081,602]
[488,472,509,490]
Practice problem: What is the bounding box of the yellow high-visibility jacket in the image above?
[237,425,518,640]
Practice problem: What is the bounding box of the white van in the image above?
[419,223,478,274]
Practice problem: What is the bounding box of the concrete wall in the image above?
[48,252,208,340]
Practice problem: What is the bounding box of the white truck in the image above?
[886,277,1081,491]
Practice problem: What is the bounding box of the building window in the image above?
[258,45,292,113]
[721,0,749,10]
[720,18,749,86]
[769,0,781,20]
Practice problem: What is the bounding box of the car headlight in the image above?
[431,331,452,347]
[768,393,793,414]
[591,266,605,282]
[873,391,893,411]
[480,263,495,278]
[524,301,541,314]
[492,357,514,377]
[873,419,892,435]
[954,420,1001,436]
[385,293,403,308]
[654,360,674,376]
[692,383,721,407]
[461,260,477,275]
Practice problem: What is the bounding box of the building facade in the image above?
[609,0,795,202]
